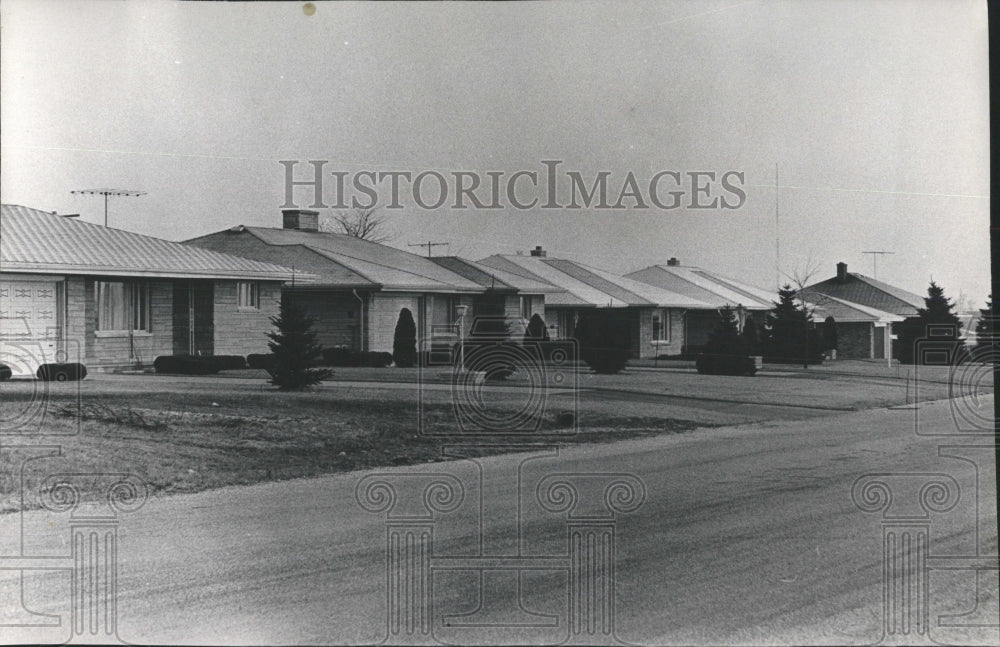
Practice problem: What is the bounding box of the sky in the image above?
[1,0,990,310]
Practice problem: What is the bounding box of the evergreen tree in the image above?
[265,298,331,389]
[898,281,966,364]
[741,313,760,356]
[392,308,418,368]
[763,284,815,364]
[704,306,743,357]
[974,294,997,356]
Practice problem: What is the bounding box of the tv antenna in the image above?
[862,250,894,279]
[408,241,448,257]
[70,188,147,227]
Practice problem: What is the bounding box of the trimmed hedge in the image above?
[0,364,11,381]
[695,353,757,376]
[36,363,88,381]
[152,355,247,375]
[319,347,393,368]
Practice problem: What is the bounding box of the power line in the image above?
[408,241,449,258]
[70,188,146,227]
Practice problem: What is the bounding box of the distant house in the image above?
[0,204,302,376]
[428,256,561,334]
[185,210,487,353]
[802,262,925,359]
[478,247,710,358]
[805,294,903,359]
[626,258,775,354]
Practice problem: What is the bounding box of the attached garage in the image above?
[0,277,61,376]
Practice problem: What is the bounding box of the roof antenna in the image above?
[861,250,894,280]
[70,188,146,227]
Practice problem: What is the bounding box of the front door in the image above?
[172,281,214,356]
[873,325,886,359]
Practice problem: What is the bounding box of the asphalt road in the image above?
[1,396,996,645]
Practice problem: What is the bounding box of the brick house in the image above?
[185,210,491,353]
[478,247,710,359]
[626,258,775,354]
[802,262,924,359]
[0,204,302,376]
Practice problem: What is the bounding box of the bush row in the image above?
[153,354,246,375]
[319,347,393,368]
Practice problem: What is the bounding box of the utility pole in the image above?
[408,241,448,258]
[70,188,146,227]
[862,250,895,280]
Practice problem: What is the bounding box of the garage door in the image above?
[0,280,59,377]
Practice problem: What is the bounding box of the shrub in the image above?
[0,364,12,381]
[576,313,630,374]
[36,362,88,381]
[247,354,276,370]
[265,299,332,389]
[393,308,418,368]
[524,313,550,342]
[211,355,247,371]
[696,306,756,376]
[153,355,220,375]
[696,353,757,376]
[320,347,394,368]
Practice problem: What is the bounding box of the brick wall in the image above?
[285,290,363,351]
[369,294,421,353]
[835,322,873,359]
[213,280,281,356]
[62,276,87,363]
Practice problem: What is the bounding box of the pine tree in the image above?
[898,281,966,364]
[763,284,813,364]
[704,306,743,356]
[265,298,331,390]
[822,316,838,355]
[974,294,996,355]
[392,308,418,368]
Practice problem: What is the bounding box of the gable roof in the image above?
[1,204,304,281]
[428,256,563,295]
[804,293,904,324]
[804,272,924,317]
[626,264,774,310]
[185,226,483,293]
[478,254,710,308]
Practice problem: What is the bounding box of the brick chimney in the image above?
[666,257,680,266]
[282,209,319,232]
[836,261,848,282]
[530,245,546,257]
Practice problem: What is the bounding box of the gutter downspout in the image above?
[352,289,365,352]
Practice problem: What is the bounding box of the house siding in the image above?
[213,280,282,356]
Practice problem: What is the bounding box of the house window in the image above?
[95,281,149,332]
[519,296,532,320]
[652,309,670,343]
[237,281,260,310]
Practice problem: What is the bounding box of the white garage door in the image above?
[0,280,59,377]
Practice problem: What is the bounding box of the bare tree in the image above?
[320,207,393,243]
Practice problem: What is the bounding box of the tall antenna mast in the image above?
[70,188,146,227]
[862,250,894,279]
[774,163,780,290]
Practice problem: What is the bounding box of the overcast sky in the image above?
[1,0,990,308]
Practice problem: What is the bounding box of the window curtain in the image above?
[96,281,127,331]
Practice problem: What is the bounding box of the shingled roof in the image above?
[803,264,924,317]
[1,204,304,281]
[185,225,483,293]
[478,254,711,309]
[626,263,775,310]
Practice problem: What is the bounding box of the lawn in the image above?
[0,378,708,512]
